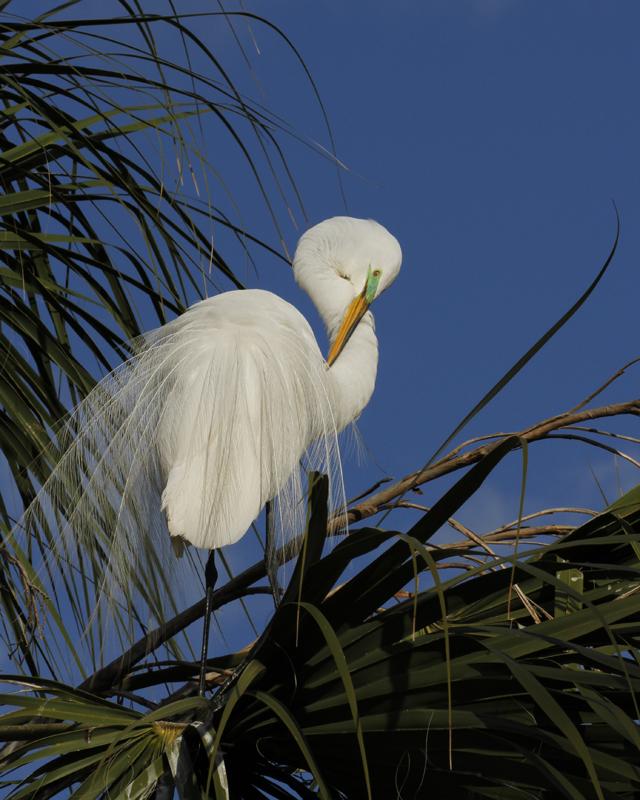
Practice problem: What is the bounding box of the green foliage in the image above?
[2,472,640,798]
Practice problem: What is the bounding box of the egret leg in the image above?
[198,549,218,696]
[265,500,278,603]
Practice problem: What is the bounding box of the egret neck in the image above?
[327,310,378,431]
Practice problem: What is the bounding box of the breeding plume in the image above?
[19,216,401,683]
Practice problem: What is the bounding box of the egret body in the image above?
[157,216,402,552]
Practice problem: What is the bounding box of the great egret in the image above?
[19,215,402,690]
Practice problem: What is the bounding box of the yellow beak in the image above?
[326,291,370,367]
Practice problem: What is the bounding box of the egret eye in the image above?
[372,269,381,278]
[339,272,351,281]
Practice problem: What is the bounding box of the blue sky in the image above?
[4,0,640,669]
[203,1,640,525]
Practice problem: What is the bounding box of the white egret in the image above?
[20,216,402,691]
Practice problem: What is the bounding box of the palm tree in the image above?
[0,4,639,798]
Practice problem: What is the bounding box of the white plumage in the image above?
[157,216,402,550]
[20,216,402,601]
[156,289,334,549]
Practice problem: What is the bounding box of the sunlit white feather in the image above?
[156,288,340,549]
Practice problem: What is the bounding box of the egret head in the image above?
[293,216,402,364]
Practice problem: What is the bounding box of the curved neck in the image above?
[300,269,379,433]
[326,310,379,432]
